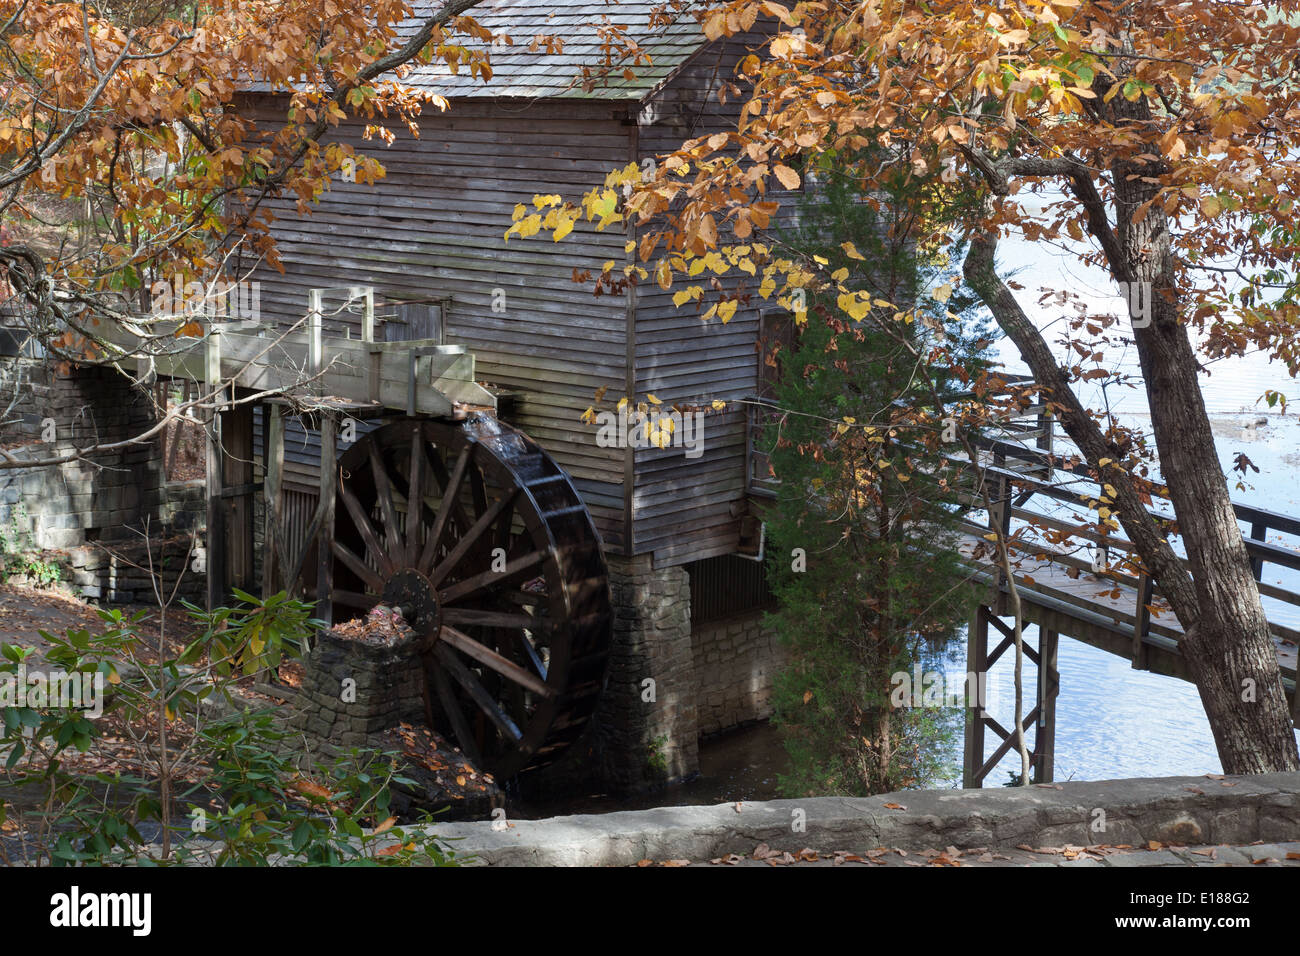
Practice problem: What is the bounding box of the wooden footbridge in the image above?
[951,392,1300,787]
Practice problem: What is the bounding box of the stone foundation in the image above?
[589,553,699,792]
[0,358,204,602]
[691,611,783,736]
[289,626,427,749]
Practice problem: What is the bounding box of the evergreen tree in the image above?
[764,159,992,796]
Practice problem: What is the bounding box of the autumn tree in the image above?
[0,0,495,466]
[535,0,1300,774]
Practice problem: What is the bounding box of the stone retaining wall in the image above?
[431,772,1300,866]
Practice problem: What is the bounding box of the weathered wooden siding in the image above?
[630,27,794,567]
[239,97,634,550]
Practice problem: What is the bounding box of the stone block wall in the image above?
[0,357,205,602]
[691,611,783,736]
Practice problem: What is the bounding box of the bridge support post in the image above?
[1034,627,1059,783]
[963,605,989,789]
[964,606,1061,787]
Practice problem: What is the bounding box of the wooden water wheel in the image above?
[328,415,611,779]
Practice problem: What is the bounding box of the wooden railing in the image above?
[742,372,1300,708]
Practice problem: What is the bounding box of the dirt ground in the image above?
[0,582,205,664]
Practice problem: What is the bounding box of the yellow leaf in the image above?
[553,218,574,242]
[711,399,726,411]
[841,241,865,260]
[716,300,738,323]
[932,282,953,304]
[647,393,662,405]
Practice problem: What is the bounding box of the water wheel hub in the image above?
[382,568,441,643]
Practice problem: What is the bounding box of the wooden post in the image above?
[1249,519,1266,581]
[205,328,226,611]
[307,289,323,385]
[1132,572,1154,669]
[963,605,989,788]
[261,402,285,597]
[314,410,338,634]
[222,401,255,591]
[1034,627,1059,784]
[354,286,374,343]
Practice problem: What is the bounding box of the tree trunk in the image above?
[1111,146,1299,773]
[964,223,1298,774]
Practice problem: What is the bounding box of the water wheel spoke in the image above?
[434,643,524,743]
[501,589,547,608]
[470,465,489,517]
[441,608,537,630]
[405,424,426,566]
[368,441,405,557]
[494,496,515,551]
[438,550,545,604]
[331,540,384,592]
[429,489,518,588]
[334,589,379,609]
[514,628,549,681]
[419,444,472,574]
[339,482,396,576]
[439,624,554,699]
[428,653,484,766]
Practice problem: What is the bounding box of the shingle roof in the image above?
[398,0,708,100]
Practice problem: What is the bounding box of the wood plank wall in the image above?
[631,28,795,567]
[238,36,795,570]
[237,97,632,550]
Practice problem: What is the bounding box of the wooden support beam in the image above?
[1249,520,1266,581]
[262,402,285,598]
[314,410,338,635]
[222,401,255,591]
[205,329,226,611]
[1132,572,1155,669]
[1034,627,1059,784]
[963,605,989,789]
[307,289,323,385]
